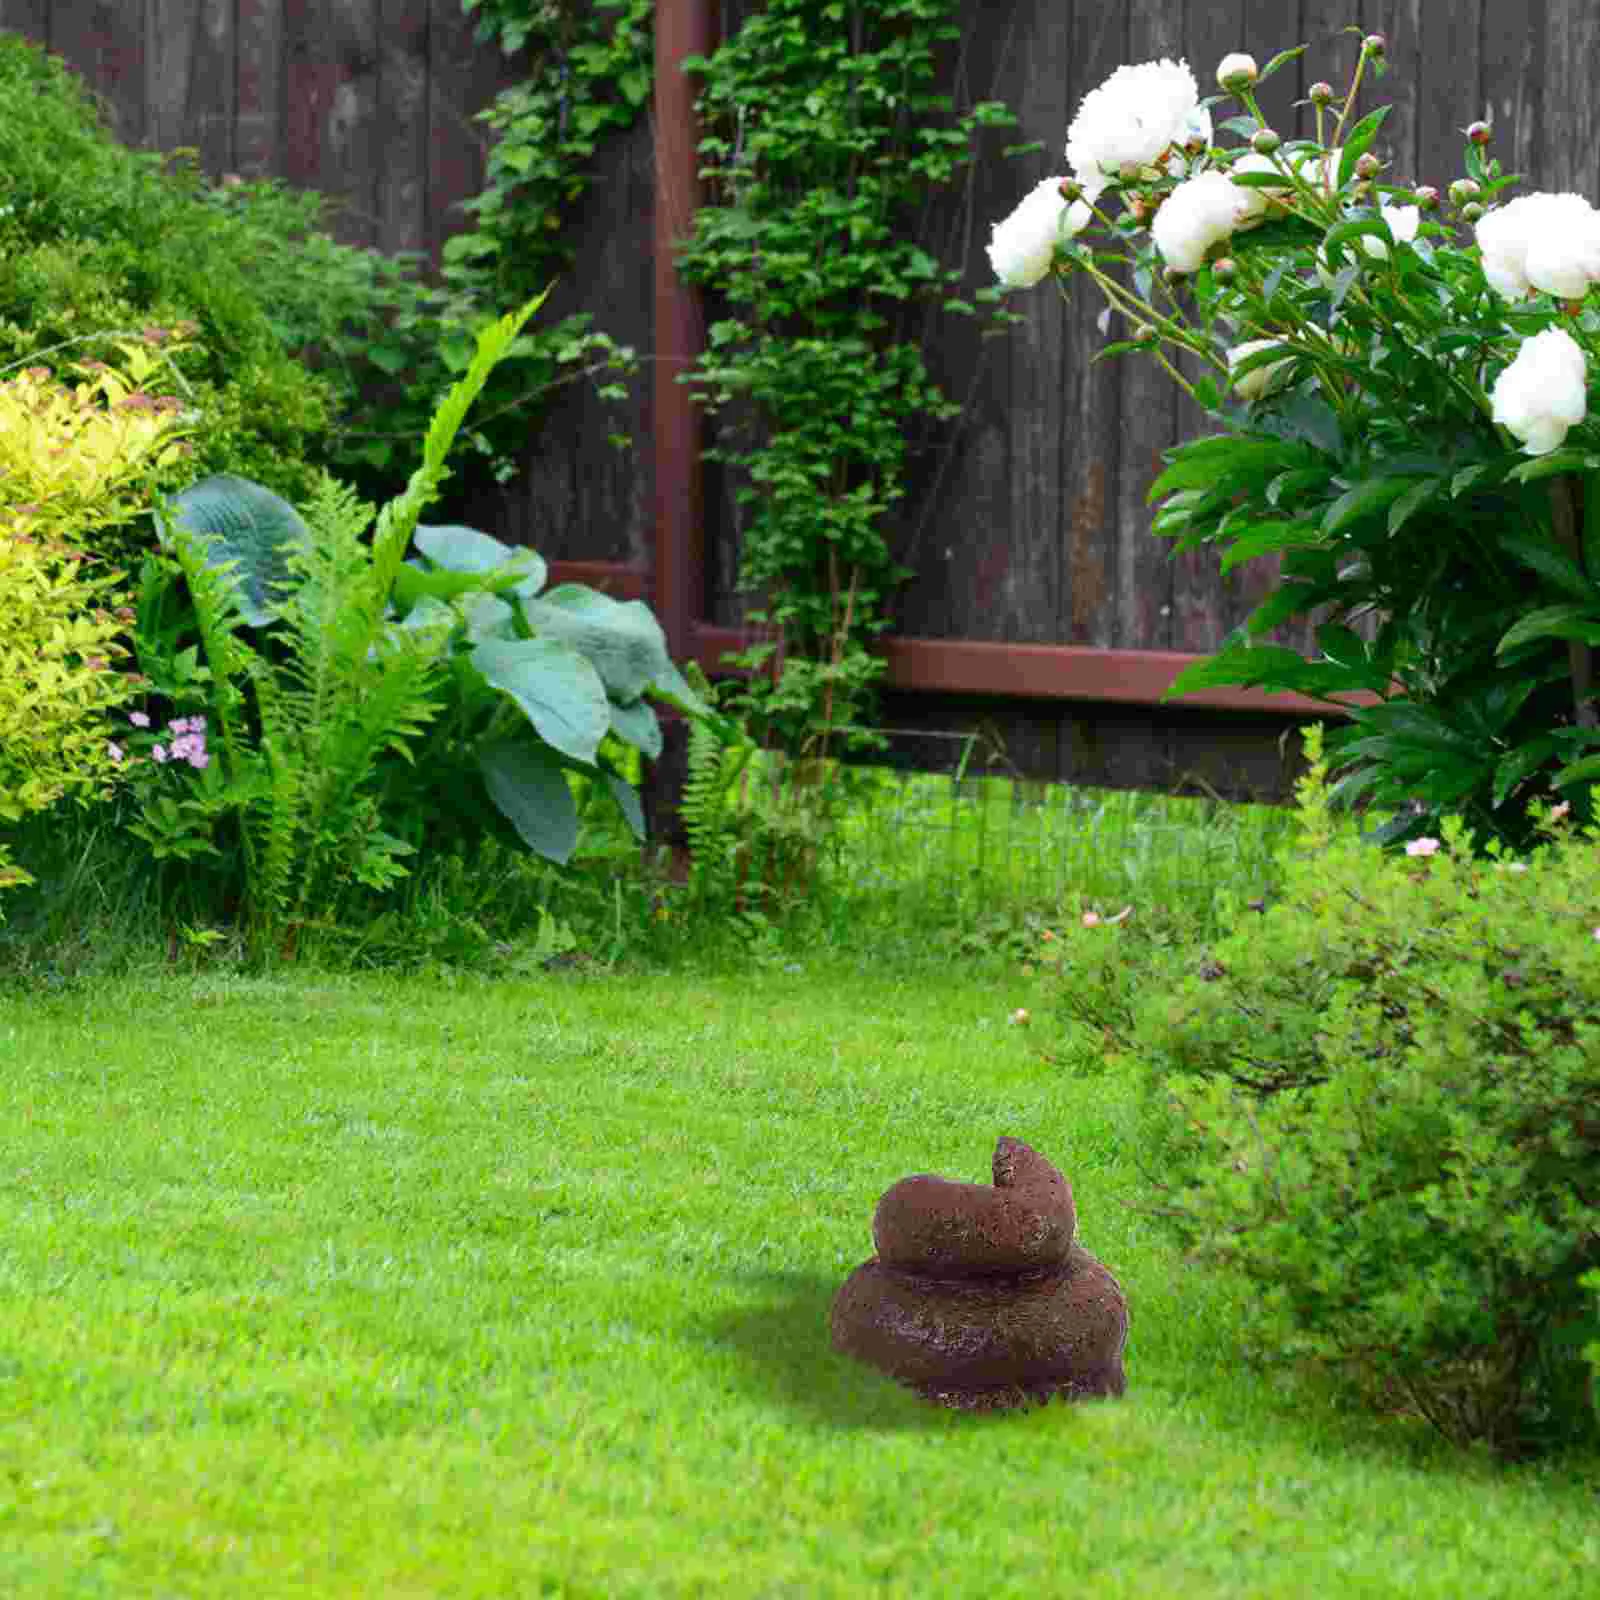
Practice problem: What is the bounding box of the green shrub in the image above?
[1124,727,1600,1458]
[0,351,191,894]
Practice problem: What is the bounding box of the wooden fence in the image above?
[5,1,1598,797]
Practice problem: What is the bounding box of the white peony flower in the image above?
[1360,203,1421,260]
[1065,58,1203,183]
[1229,152,1287,229]
[1228,339,1294,400]
[1151,170,1251,273]
[986,176,1097,289]
[1491,327,1589,454]
[1477,192,1600,301]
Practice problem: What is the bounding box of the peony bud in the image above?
[1133,322,1158,343]
[1413,184,1440,211]
[1308,81,1335,106]
[1466,120,1492,145]
[1212,257,1236,282]
[1216,52,1259,92]
[1059,177,1084,203]
[1461,201,1485,222]
[1449,177,1481,207]
[1363,33,1387,55]
[1355,152,1381,180]
[1250,127,1282,155]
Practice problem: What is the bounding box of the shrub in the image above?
[1124,727,1600,1457]
[0,352,189,893]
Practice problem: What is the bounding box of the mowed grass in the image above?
[1,968,1595,1597]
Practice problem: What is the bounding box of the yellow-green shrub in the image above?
[0,353,189,889]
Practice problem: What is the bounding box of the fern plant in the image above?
[140,294,548,956]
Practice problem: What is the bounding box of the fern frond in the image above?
[370,291,550,598]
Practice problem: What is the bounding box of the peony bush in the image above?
[987,29,1600,852]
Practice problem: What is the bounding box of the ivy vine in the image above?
[676,0,1019,761]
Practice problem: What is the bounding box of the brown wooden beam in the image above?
[547,578,1375,720]
[651,0,713,661]
[691,624,1375,718]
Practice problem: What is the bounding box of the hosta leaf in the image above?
[478,738,578,864]
[609,696,663,759]
[522,584,675,703]
[163,474,311,627]
[471,637,611,765]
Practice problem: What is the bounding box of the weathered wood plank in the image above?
[1059,0,1124,652]
[511,111,658,565]
[1544,0,1600,197]
[1480,0,1546,190]
[233,0,280,179]
[376,0,430,260]
[890,7,1022,645]
[920,6,1054,647]
[283,0,381,246]
[48,0,147,147]
[424,0,505,267]
[144,0,195,156]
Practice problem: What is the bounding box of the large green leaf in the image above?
[414,524,547,594]
[609,697,663,759]
[521,585,676,703]
[478,739,578,864]
[471,637,611,765]
[1496,604,1600,656]
[163,474,310,627]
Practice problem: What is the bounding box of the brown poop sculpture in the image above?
[830,1137,1128,1410]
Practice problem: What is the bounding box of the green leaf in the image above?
[1387,478,1440,535]
[1495,603,1600,655]
[609,696,663,760]
[604,771,647,840]
[413,524,547,594]
[521,585,677,703]
[1499,533,1596,602]
[1322,476,1413,536]
[1493,736,1561,808]
[1506,450,1599,484]
[1257,44,1309,83]
[162,475,311,627]
[471,637,611,766]
[1336,106,1391,190]
[1217,522,1319,572]
[1451,464,1495,498]
[478,738,578,864]
[1553,753,1600,789]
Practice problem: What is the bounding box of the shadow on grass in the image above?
[698,1268,1087,1436]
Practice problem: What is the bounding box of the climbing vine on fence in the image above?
[678,0,1023,760]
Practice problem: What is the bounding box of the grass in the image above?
[1,965,1595,1597]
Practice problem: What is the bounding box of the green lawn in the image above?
[1,967,1595,1596]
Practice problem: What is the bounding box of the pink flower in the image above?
[129,711,150,728]
[1082,911,1102,927]
[1550,801,1571,822]
[1405,837,1441,857]
[106,741,124,763]
[152,744,168,763]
